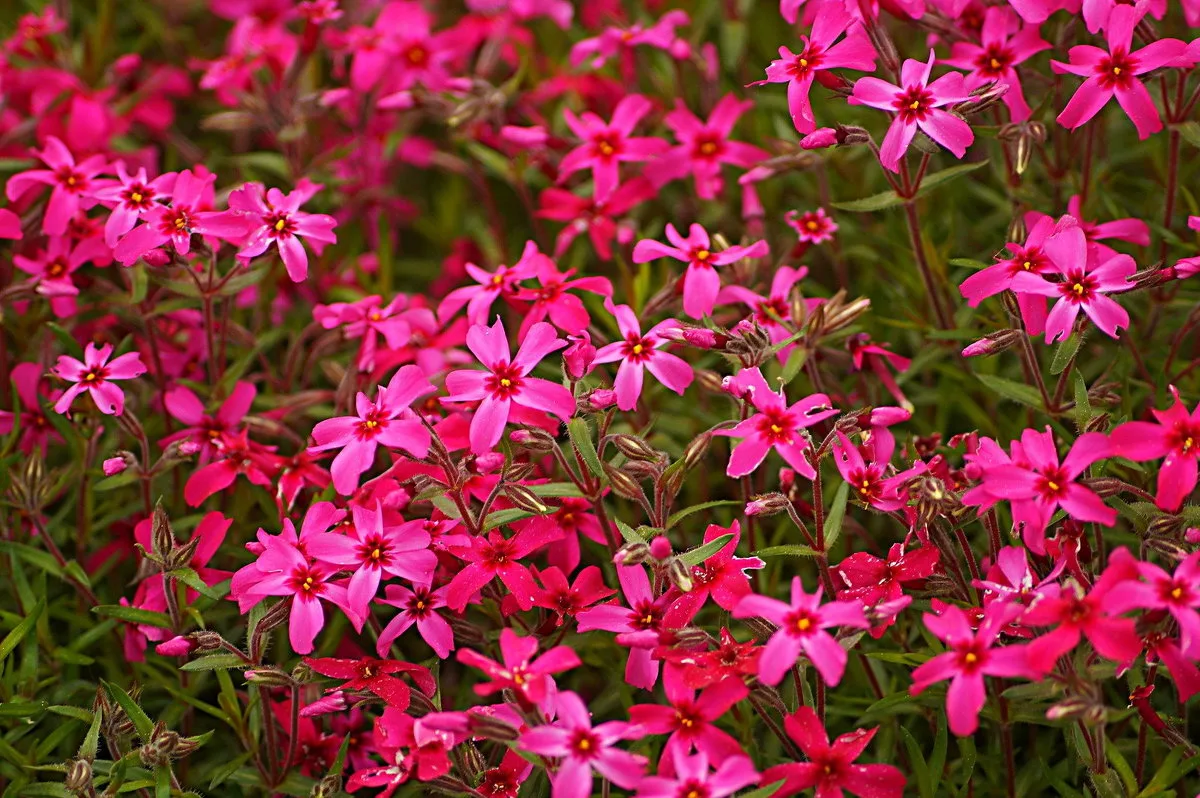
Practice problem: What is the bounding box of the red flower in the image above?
[304,656,436,711]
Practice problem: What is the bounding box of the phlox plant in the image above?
[4,0,1200,797]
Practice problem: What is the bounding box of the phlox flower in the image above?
[0,362,62,454]
[1105,549,1200,656]
[593,302,693,411]
[732,576,869,686]
[831,431,927,512]
[667,521,764,623]
[309,365,433,494]
[634,749,758,798]
[51,342,146,417]
[633,223,769,318]
[161,380,256,460]
[716,367,838,479]
[230,180,338,282]
[89,162,176,247]
[442,319,575,454]
[646,94,770,200]
[436,240,542,327]
[457,628,581,709]
[837,542,939,637]
[577,564,674,690]
[910,603,1037,736]
[537,178,657,260]
[785,207,838,244]
[520,691,647,798]
[512,257,612,340]
[628,676,748,769]
[559,94,669,201]
[1007,0,1080,24]
[1051,4,1189,139]
[943,7,1050,122]
[5,136,107,235]
[849,51,974,173]
[377,581,455,658]
[531,565,616,624]
[444,522,563,612]
[750,0,876,133]
[113,168,249,265]
[760,707,905,798]
[315,295,414,372]
[0,208,20,239]
[1029,195,1151,257]
[1009,217,1136,342]
[12,237,97,317]
[569,10,690,71]
[1109,385,1200,512]
[304,656,435,711]
[958,214,1057,336]
[717,265,818,358]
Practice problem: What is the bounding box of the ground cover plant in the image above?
[1,0,1200,796]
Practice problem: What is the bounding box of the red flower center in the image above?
[289,566,325,596]
[357,408,389,439]
[266,211,296,239]
[486,361,524,399]
[621,334,654,363]
[786,609,818,636]
[122,183,155,210]
[893,86,935,121]
[593,133,621,159]
[956,642,986,673]
[358,534,391,567]
[1056,271,1097,304]
[1034,466,1069,501]
[1167,421,1200,457]
[1096,49,1136,89]
[975,44,1014,78]
[569,729,600,759]
[789,46,823,77]
[57,167,86,192]
[755,408,797,445]
[630,600,662,630]
[693,134,722,159]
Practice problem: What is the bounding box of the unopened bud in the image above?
[585,389,617,411]
[622,459,660,481]
[649,536,673,560]
[150,501,174,561]
[694,369,725,394]
[836,124,871,146]
[178,440,201,456]
[962,329,1023,357]
[603,463,646,502]
[310,773,344,798]
[746,493,791,517]
[615,542,652,566]
[155,636,196,657]
[510,427,557,453]
[666,558,694,592]
[502,484,550,514]
[65,759,92,793]
[609,434,660,463]
[1046,697,1092,721]
[563,333,596,380]
[800,127,838,150]
[103,453,133,476]
[1146,538,1190,561]
[1146,514,1185,539]
[245,668,295,687]
[682,433,712,470]
[1083,413,1110,434]
[468,711,521,741]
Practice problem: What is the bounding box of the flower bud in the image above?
[682,433,712,471]
[1083,413,1111,434]
[585,389,617,411]
[649,536,673,560]
[300,692,349,717]
[1186,527,1200,544]
[155,636,196,657]
[502,484,550,515]
[468,710,521,741]
[563,332,596,380]
[103,453,133,476]
[615,541,652,566]
[509,427,556,453]
[178,440,201,456]
[1146,514,1185,539]
[245,668,295,687]
[609,434,661,463]
[150,502,174,562]
[962,329,1023,357]
[603,463,646,502]
[746,493,791,517]
[65,759,92,793]
[1173,256,1200,279]
[800,127,838,150]
[665,557,694,592]
[310,774,344,798]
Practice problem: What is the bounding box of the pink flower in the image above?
[1007,0,1080,24]
[849,51,974,172]
[304,656,435,711]
[307,502,437,618]
[1051,5,1189,139]
[910,603,1036,736]
[837,542,939,636]
[316,295,415,372]
[444,522,563,612]
[89,162,177,248]
[230,181,338,282]
[943,7,1050,122]
[531,565,616,623]
[12,237,98,317]
[576,564,674,690]
[520,691,647,798]
[559,95,669,201]
[1009,217,1136,342]
[512,257,612,340]
[569,11,690,70]
[308,365,434,494]
[593,303,694,411]
[5,136,108,235]
[785,207,838,244]
[716,368,838,479]
[436,240,542,326]
[760,707,905,798]
[634,749,758,798]
[750,0,876,133]
[51,343,146,416]
[184,429,275,506]
[645,94,769,200]
[458,628,581,708]
[732,577,869,686]
[161,380,256,461]
[113,168,250,265]
[1106,549,1200,656]
[958,214,1057,336]
[831,431,927,512]
[0,208,21,239]
[667,521,764,623]
[633,223,769,318]
[376,581,455,658]
[717,265,817,358]
[442,319,575,454]
[628,676,748,768]
[1109,386,1200,512]
[102,456,128,476]
[537,178,657,260]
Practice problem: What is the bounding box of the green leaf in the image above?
[929,715,948,797]
[1050,333,1081,375]
[614,518,645,545]
[46,322,83,358]
[1072,370,1093,430]
[833,189,904,213]
[525,482,585,498]
[0,599,44,664]
[677,533,734,567]
[567,417,604,480]
[957,735,977,795]
[130,262,148,304]
[755,544,819,558]
[977,373,1044,410]
[737,780,787,798]
[665,500,742,530]
[168,568,226,600]
[914,160,990,197]
[79,705,103,760]
[93,605,173,629]
[155,763,172,798]
[1178,120,1200,150]
[949,257,991,270]
[821,480,850,552]
[833,161,989,213]
[781,346,809,384]
[901,726,933,798]
[179,654,248,672]
[208,753,253,791]
[102,680,155,740]
[482,508,538,531]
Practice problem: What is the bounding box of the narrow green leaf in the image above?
[736,780,786,798]
[0,599,44,663]
[155,764,172,798]
[914,160,990,197]
[677,533,734,567]
[78,706,103,760]
[755,544,819,558]
[102,681,155,740]
[821,481,850,552]
[977,373,1045,410]
[482,508,538,531]
[614,518,645,545]
[665,500,742,530]
[1072,370,1093,430]
[93,605,173,629]
[180,654,248,672]
[957,735,977,795]
[781,346,809,384]
[567,418,604,480]
[1050,333,1082,375]
[901,726,933,798]
[833,189,904,213]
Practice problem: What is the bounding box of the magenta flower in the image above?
[0,208,21,240]
[569,11,690,70]
[577,564,674,690]
[1109,386,1200,512]
[717,367,838,479]
[113,168,249,265]
[537,178,657,261]
[785,207,838,245]
[1106,549,1200,656]
[304,656,434,712]
[51,343,146,417]
[376,581,455,659]
[760,707,905,798]
[315,295,414,372]
[1051,5,1189,139]
[750,0,876,133]
[308,365,434,494]
[5,136,107,235]
[732,577,869,686]
[307,502,436,618]
[849,51,974,173]
[0,362,62,454]
[442,319,575,454]
[512,257,612,340]
[559,95,669,201]
[910,603,1036,736]
[633,223,769,318]
[161,380,256,460]
[520,691,647,798]
[1009,218,1136,342]
[943,7,1050,122]
[666,521,764,623]
[12,237,96,317]
[837,542,939,636]
[89,161,177,248]
[628,676,748,768]
[634,749,758,798]
[646,94,769,200]
[230,181,338,282]
[831,431,927,512]
[444,523,562,613]
[184,429,275,507]
[436,240,542,326]
[593,303,693,411]
[1022,552,1142,672]
[717,265,817,357]
[958,214,1057,336]
[458,628,581,708]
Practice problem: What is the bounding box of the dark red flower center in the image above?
[57,167,87,192]
[1167,421,1200,457]
[755,408,797,445]
[357,408,389,439]
[569,729,600,759]
[630,600,662,630]
[1096,48,1136,89]
[161,207,193,236]
[893,85,935,121]
[486,361,524,399]
[266,211,296,239]
[621,334,655,363]
[407,587,435,617]
[358,534,392,567]
[592,133,621,159]
[122,183,156,210]
[1056,270,1097,304]
[956,641,986,674]
[1034,466,1069,501]
[789,45,823,77]
[1159,578,1193,606]
[693,134,723,160]
[755,296,789,324]
[45,259,68,279]
[976,44,1014,77]
[786,609,818,636]
[289,566,326,596]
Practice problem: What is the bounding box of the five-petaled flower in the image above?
[52,342,146,416]
[633,223,769,319]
